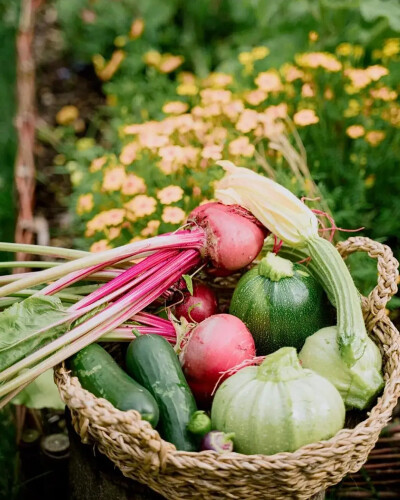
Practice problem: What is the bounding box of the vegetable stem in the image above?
[306,236,366,365]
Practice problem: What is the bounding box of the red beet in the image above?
[174,282,218,323]
[181,314,256,407]
[188,202,267,275]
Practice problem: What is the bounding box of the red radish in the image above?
[189,202,267,275]
[181,314,256,407]
[174,282,218,323]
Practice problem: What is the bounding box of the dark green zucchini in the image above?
[69,343,159,427]
[230,252,332,355]
[125,334,198,451]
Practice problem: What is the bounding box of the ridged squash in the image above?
[229,252,331,354]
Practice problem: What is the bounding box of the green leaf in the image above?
[360,0,400,31]
[182,274,194,295]
[11,369,65,410]
[0,295,70,371]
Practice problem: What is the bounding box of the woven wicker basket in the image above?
[55,236,400,500]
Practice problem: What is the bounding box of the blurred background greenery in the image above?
[1,0,400,498]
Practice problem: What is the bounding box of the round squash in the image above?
[229,252,332,354]
[211,347,345,455]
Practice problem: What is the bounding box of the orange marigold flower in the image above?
[301,83,315,98]
[102,209,125,226]
[236,109,259,133]
[223,99,245,120]
[201,144,223,161]
[200,89,232,105]
[244,89,267,106]
[202,73,233,88]
[296,52,341,72]
[346,125,365,139]
[141,220,161,237]
[344,69,371,89]
[102,166,126,191]
[125,195,157,219]
[370,86,397,101]
[119,142,138,165]
[255,71,283,92]
[139,133,169,149]
[293,109,319,126]
[130,18,144,39]
[107,226,122,240]
[90,240,111,253]
[86,213,108,236]
[97,50,126,81]
[365,130,385,147]
[162,101,189,114]
[281,64,304,82]
[366,65,389,81]
[159,54,184,73]
[157,185,184,205]
[90,156,107,172]
[121,174,146,196]
[76,194,94,215]
[162,206,186,224]
[228,136,255,157]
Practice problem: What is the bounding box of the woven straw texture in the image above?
[55,237,400,500]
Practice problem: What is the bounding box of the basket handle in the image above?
[336,236,399,315]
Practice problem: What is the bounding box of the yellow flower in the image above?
[176,83,198,96]
[383,38,400,58]
[90,156,107,172]
[366,65,389,81]
[343,99,361,118]
[201,144,223,161]
[157,185,184,205]
[344,69,371,89]
[281,64,304,82]
[251,46,270,60]
[76,194,94,215]
[244,89,267,106]
[178,72,196,84]
[365,130,385,147]
[236,109,259,133]
[255,71,283,92]
[293,109,319,126]
[143,50,162,66]
[301,83,315,98]
[130,18,144,39]
[141,220,161,237]
[296,52,342,72]
[364,174,375,188]
[370,86,397,101]
[309,31,318,42]
[228,136,255,157]
[346,125,365,139]
[76,138,95,151]
[125,195,157,219]
[159,54,184,73]
[162,206,186,224]
[114,35,128,48]
[352,45,364,59]
[202,73,233,88]
[238,51,253,65]
[119,142,138,165]
[336,43,353,57]
[102,166,126,191]
[162,101,189,114]
[56,105,79,125]
[90,240,111,253]
[96,50,126,81]
[121,174,146,196]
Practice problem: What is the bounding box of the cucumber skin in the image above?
[230,263,332,355]
[126,335,198,452]
[69,344,159,427]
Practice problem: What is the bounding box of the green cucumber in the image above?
[126,335,198,451]
[69,343,159,427]
[230,252,332,355]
